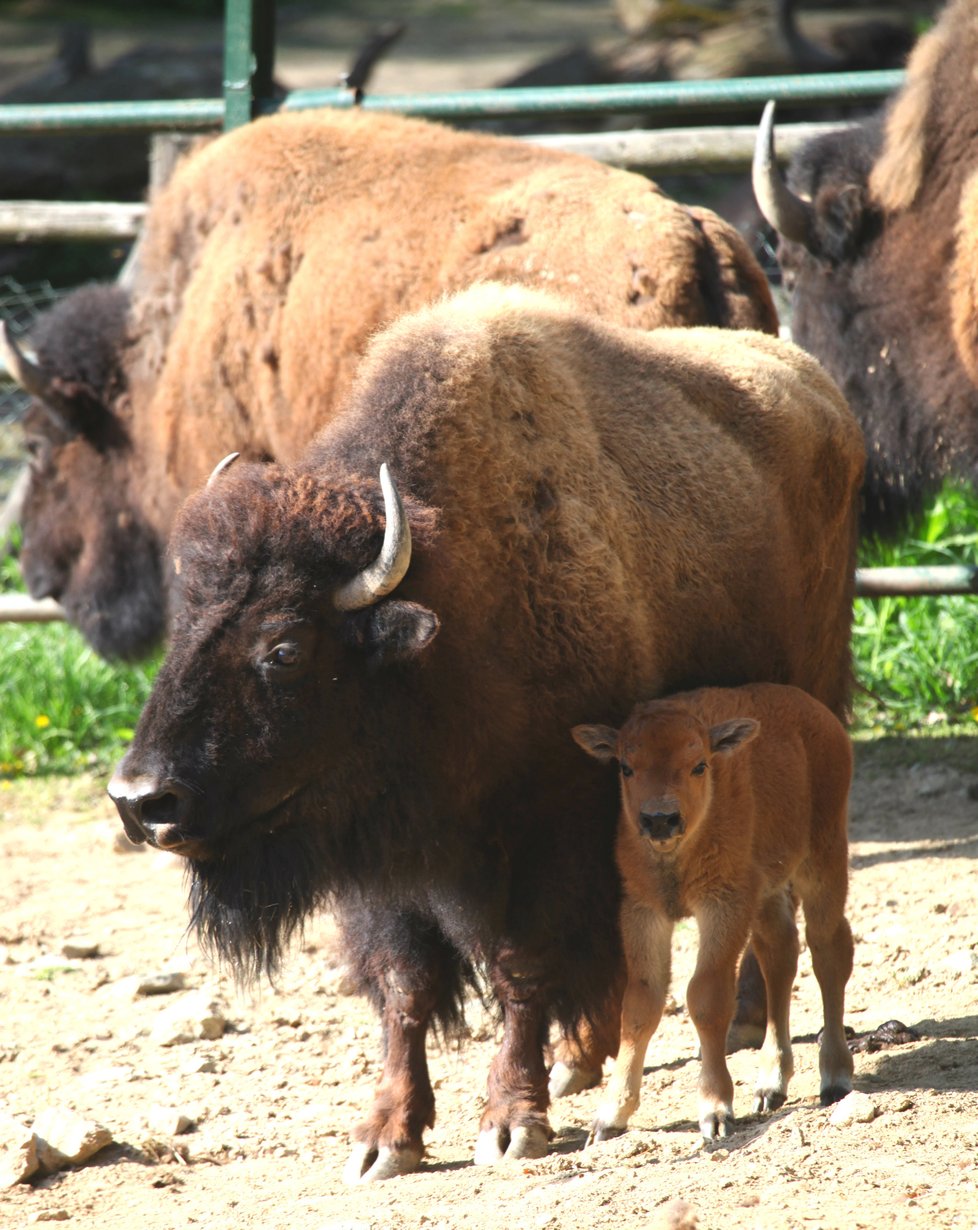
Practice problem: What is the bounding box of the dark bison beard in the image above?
[186,819,334,981]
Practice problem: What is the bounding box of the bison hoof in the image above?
[752,1088,787,1115]
[586,1120,626,1147]
[343,1141,424,1184]
[549,1060,602,1099]
[474,1122,550,1165]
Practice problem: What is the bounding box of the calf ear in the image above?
[571,724,620,763]
[344,599,440,669]
[709,718,760,757]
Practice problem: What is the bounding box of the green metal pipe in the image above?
[0,99,224,134]
[0,69,904,136]
[276,68,906,121]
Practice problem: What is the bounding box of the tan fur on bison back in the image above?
[330,284,864,721]
[125,109,776,532]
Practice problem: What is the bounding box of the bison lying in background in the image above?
[753,0,978,536]
[2,105,777,661]
[108,284,863,1180]
[574,683,854,1145]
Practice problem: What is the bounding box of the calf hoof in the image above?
[549,1060,602,1099]
[474,1122,550,1165]
[820,1082,853,1107]
[699,1109,735,1142]
[344,1141,424,1184]
[752,1088,787,1114]
[586,1120,626,1147]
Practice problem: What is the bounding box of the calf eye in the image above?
[620,763,633,778]
[691,762,707,777]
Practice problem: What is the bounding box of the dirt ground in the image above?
[0,737,975,1230]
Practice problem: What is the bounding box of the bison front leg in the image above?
[344,962,435,1183]
[340,909,457,1183]
[475,950,553,1164]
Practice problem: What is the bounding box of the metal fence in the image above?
[0,0,975,617]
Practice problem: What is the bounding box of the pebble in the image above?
[137,971,187,996]
[30,1212,71,1223]
[653,1199,699,1229]
[149,993,229,1047]
[61,939,100,960]
[32,1106,113,1173]
[829,1090,878,1126]
[0,1112,39,1187]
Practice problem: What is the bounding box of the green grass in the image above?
[1,484,976,778]
[852,483,978,736]
[0,546,158,778]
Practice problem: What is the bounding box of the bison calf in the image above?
[573,683,854,1143]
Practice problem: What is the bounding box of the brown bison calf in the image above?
[573,683,854,1143]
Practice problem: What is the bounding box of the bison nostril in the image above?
[108,774,195,847]
[140,789,191,829]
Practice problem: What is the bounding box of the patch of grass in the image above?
[1,544,158,779]
[852,482,978,736]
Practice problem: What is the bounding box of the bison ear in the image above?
[571,724,620,763]
[709,718,759,757]
[814,183,869,263]
[343,599,439,669]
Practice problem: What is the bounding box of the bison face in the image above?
[107,461,440,974]
[4,285,166,659]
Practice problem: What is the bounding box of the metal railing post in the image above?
[223,0,277,130]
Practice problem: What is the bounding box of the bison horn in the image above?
[206,451,241,487]
[334,463,412,611]
[0,319,51,401]
[752,100,817,251]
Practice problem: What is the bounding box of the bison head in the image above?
[753,97,978,536]
[3,285,164,659]
[108,459,440,975]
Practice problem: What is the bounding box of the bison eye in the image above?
[691,762,707,777]
[266,642,302,669]
[620,763,633,778]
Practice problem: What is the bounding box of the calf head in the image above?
[3,285,164,659]
[572,703,759,846]
[107,458,440,975]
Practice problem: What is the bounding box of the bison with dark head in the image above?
[4,106,777,661]
[109,284,863,1179]
[753,0,978,537]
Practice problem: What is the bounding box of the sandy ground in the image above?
[0,737,975,1230]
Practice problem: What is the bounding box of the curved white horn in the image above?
[206,451,240,487]
[0,319,50,399]
[334,463,412,612]
[752,100,817,250]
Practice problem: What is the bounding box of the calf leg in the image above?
[749,888,800,1113]
[588,903,672,1143]
[340,909,460,1183]
[801,859,855,1104]
[475,947,554,1164]
[688,903,751,1141]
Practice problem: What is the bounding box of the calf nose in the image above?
[107,771,195,850]
[639,809,684,842]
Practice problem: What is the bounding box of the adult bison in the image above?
[2,105,777,661]
[108,284,863,1180]
[752,0,978,536]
